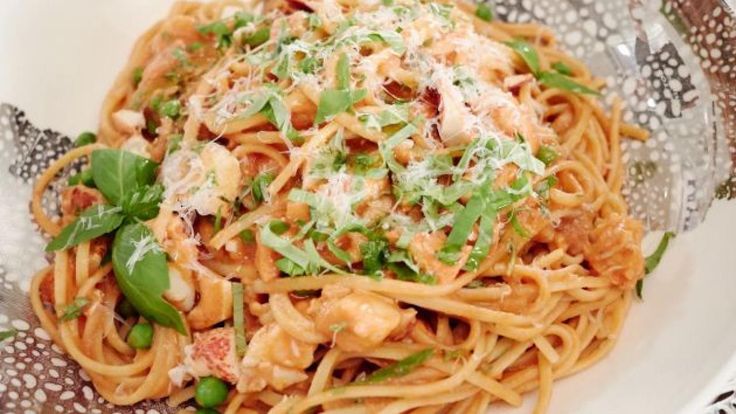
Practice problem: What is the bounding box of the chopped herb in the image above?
[509,210,529,237]
[329,322,347,333]
[387,262,435,284]
[360,239,388,276]
[187,42,203,52]
[167,134,183,154]
[198,21,233,49]
[132,67,144,87]
[535,176,558,197]
[74,131,97,147]
[314,53,367,125]
[171,47,189,65]
[232,282,247,357]
[244,27,270,47]
[475,3,494,22]
[636,232,676,298]
[60,297,89,321]
[251,172,275,203]
[443,349,463,361]
[307,13,322,29]
[505,39,541,75]
[551,61,573,76]
[536,146,558,166]
[276,257,307,276]
[538,71,601,95]
[353,348,434,385]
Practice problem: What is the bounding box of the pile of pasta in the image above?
[30,1,653,413]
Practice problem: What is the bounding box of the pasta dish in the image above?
[29,0,664,412]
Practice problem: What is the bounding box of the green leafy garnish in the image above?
[74,132,97,147]
[90,149,158,206]
[46,205,125,252]
[67,169,95,187]
[213,207,223,235]
[232,282,247,357]
[60,297,89,321]
[198,21,233,49]
[636,232,676,298]
[538,71,600,96]
[475,3,494,22]
[536,146,558,166]
[314,53,367,125]
[504,39,541,75]
[112,223,186,334]
[269,220,290,235]
[120,183,164,220]
[360,239,388,277]
[251,172,275,203]
[551,61,573,76]
[276,257,308,276]
[353,348,434,385]
[437,191,486,264]
[243,27,270,47]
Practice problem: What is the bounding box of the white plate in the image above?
[0,1,735,413]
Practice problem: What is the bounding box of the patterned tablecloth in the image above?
[0,0,734,412]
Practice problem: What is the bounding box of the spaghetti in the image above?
[30,0,653,413]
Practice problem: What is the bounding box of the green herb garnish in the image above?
[636,232,676,298]
[475,3,494,22]
[353,348,434,385]
[60,297,89,321]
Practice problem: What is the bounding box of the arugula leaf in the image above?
[60,297,89,321]
[353,348,434,384]
[0,329,17,342]
[504,39,540,75]
[112,223,186,334]
[46,205,125,252]
[232,282,247,357]
[538,71,600,96]
[636,232,676,298]
[91,149,158,206]
[121,184,164,220]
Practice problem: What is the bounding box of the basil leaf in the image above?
[46,205,125,252]
[336,52,351,90]
[437,193,485,264]
[112,223,186,334]
[276,257,307,276]
[505,39,540,75]
[464,208,496,271]
[353,348,434,384]
[636,232,676,299]
[91,149,158,206]
[259,225,312,270]
[387,262,435,284]
[121,183,164,220]
[538,71,601,96]
[60,297,89,321]
[314,88,367,125]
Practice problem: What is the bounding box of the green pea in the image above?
[195,408,219,414]
[116,298,138,319]
[159,99,181,119]
[127,322,153,349]
[195,376,229,408]
[67,169,94,187]
[74,131,97,147]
